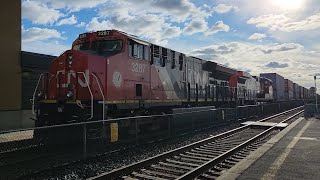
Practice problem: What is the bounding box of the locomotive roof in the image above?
[21,51,56,70]
[201,59,237,74]
[98,30,240,76]
[96,30,263,80]
[121,30,151,46]
[117,29,239,76]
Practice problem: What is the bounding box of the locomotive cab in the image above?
[33,30,131,126]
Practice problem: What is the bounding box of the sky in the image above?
[21,0,320,91]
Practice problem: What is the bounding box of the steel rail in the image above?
[88,107,303,180]
[177,110,303,179]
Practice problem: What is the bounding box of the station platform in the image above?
[217,117,320,180]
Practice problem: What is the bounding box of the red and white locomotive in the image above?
[33,29,271,126]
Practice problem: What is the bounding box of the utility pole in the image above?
[315,75,318,113]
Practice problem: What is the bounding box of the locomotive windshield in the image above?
[92,40,122,56]
[73,42,90,51]
[73,40,123,57]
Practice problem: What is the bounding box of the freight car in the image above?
[293,83,298,100]
[285,79,293,100]
[255,76,273,102]
[299,86,304,99]
[260,73,285,101]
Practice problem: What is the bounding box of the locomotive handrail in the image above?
[91,73,105,121]
[48,74,58,98]
[48,74,57,83]
[32,73,44,114]
[77,72,94,120]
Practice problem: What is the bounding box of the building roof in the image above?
[21,51,56,69]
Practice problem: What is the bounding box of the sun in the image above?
[271,0,305,10]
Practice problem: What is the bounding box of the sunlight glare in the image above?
[271,0,305,10]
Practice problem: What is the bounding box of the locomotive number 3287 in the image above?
[131,63,146,73]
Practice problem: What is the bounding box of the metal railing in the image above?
[304,103,320,117]
[32,73,44,114]
[32,71,102,121]
[77,72,94,120]
[91,73,106,121]
[0,100,305,179]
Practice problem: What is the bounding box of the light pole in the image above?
[315,75,318,113]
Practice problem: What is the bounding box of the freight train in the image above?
[32,29,313,126]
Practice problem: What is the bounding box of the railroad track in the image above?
[263,108,302,123]
[89,106,303,180]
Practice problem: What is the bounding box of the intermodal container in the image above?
[284,79,293,100]
[260,73,285,101]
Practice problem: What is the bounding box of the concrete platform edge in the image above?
[216,117,304,180]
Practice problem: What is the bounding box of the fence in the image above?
[304,103,320,118]
[0,100,304,178]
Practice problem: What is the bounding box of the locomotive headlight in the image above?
[37,91,43,98]
[68,54,73,65]
[66,91,73,99]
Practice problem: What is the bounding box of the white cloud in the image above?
[264,61,289,68]
[256,43,303,54]
[248,33,267,40]
[205,21,230,35]
[85,17,112,31]
[281,13,320,32]
[22,27,62,42]
[189,41,318,88]
[213,4,239,14]
[63,0,237,44]
[86,14,182,45]
[42,0,107,12]
[78,0,218,44]
[183,20,230,36]
[98,0,209,23]
[190,42,240,59]
[247,13,289,30]
[95,0,210,41]
[56,15,77,26]
[22,40,70,56]
[247,12,320,32]
[183,18,208,35]
[76,22,86,28]
[22,0,62,25]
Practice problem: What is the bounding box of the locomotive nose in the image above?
[63,50,75,70]
[53,50,81,101]
[66,53,74,67]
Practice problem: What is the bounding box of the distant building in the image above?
[21,51,56,110]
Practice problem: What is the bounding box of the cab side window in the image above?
[129,40,133,57]
[151,45,161,66]
[179,53,184,70]
[144,46,149,60]
[171,50,176,69]
[132,43,143,59]
[129,40,149,60]
[161,48,167,67]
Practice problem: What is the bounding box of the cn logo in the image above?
[56,69,90,88]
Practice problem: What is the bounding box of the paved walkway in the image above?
[218,117,320,180]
